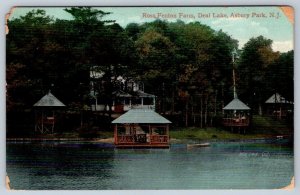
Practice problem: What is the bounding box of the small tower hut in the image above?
[33,91,66,134]
[222,49,251,131]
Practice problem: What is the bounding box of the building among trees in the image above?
[265,93,293,120]
[112,109,171,148]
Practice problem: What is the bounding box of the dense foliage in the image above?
[6,8,294,131]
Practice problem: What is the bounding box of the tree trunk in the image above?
[258,103,262,116]
[214,90,217,116]
[80,110,83,128]
[221,86,224,115]
[185,99,188,127]
[200,95,203,128]
[172,83,175,114]
[205,94,208,126]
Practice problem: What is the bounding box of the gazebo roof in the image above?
[33,92,66,107]
[223,98,250,110]
[112,109,171,124]
[265,93,293,104]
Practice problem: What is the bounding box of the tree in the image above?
[168,22,238,126]
[238,36,280,115]
[266,50,293,101]
[6,9,56,110]
[64,7,114,25]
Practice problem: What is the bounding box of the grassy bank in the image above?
[170,127,273,141]
[251,115,293,135]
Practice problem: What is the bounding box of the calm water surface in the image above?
[6,141,293,190]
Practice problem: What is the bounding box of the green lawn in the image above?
[251,115,292,135]
[170,127,274,141]
[170,115,292,141]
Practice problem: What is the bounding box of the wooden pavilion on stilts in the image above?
[33,91,66,134]
[112,109,171,148]
[223,98,251,133]
[222,49,251,133]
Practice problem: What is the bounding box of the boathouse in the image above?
[112,109,171,148]
[33,91,65,134]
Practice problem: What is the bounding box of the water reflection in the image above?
[7,141,293,190]
[7,142,116,189]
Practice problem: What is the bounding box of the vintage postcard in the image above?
[6,6,294,190]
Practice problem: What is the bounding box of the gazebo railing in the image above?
[150,135,169,144]
[116,134,168,144]
[117,135,135,143]
[223,117,249,127]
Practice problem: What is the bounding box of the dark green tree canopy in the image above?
[7,8,293,124]
[64,7,114,25]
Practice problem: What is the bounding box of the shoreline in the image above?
[6,136,293,145]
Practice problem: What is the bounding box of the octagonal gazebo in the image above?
[223,98,250,127]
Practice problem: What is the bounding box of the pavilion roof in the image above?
[112,109,171,124]
[265,93,293,104]
[112,90,132,98]
[134,90,155,98]
[223,98,250,110]
[33,92,66,107]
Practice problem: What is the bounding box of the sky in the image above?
[9,6,294,52]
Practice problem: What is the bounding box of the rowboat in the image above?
[187,143,210,148]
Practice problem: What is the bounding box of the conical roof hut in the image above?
[265,93,293,104]
[34,92,66,107]
[265,93,293,119]
[223,98,250,110]
[33,91,65,134]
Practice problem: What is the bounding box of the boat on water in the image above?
[187,143,210,148]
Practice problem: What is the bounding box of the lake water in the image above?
[6,140,293,190]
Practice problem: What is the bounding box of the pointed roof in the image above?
[112,109,171,124]
[33,92,66,107]
[223,98,250,110]
[265,93,293,104]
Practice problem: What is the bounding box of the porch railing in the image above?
[116,134,168,144]
[150,135,169,144]
[117,135,135,144]
[223,118,249,127]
